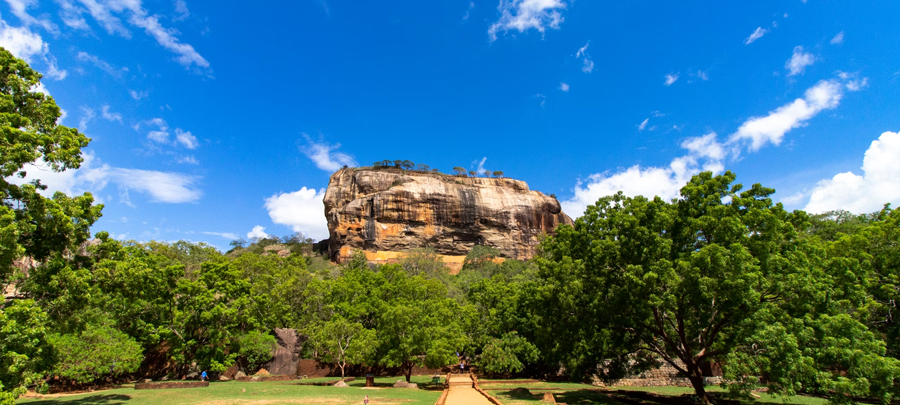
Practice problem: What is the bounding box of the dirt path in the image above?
[444,376,494,405]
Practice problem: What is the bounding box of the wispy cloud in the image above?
[175,128,198,149]
[0,18,66,79]
[638,118,649,131]
[59,0,209,70]
[4,0,58,34]
[136,118,198,150]
[575,41,593,73]
[488,0,567,41]
[664,73,679,86]
[744,27,768,44]
[559,82,569,92]
[129,89,149,100]
[8,153,203,204]
[462,1,475,21]
[173,0,190,21]
[830,31,844,45]
[786,46,815,76]
[203,231,237,240]
[76,51,129,79]
[100,105,122,122]
[300,135,357,172]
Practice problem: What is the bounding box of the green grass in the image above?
[17,378,442,405]
[478,380,831,405]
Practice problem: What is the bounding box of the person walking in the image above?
[200,370,208,382]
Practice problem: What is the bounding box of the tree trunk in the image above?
[405,362,412,382]
[339,362,345,379]
[687,366,710,405]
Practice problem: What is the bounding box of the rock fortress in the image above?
[323,166,573,273]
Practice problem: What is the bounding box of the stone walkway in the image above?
[444,375,494,405]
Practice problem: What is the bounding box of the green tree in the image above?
[477,332,538,375]
[468,170,476,177]
[49,323,142,384]
[492,171,503,178]
[534,172,900,404]
[416,163,430,172]
[312,317,376,378]
[453,167,466,176]
[234,331,276,371]
[0,47,101,285]
[0,300,52,402]
[376,265,465,382]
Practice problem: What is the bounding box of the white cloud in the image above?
[805,131,900,214]
[175,128,198,149]
[173,0,190,21]
[7,152,202,204]
[488,0,566,41]
[176,155,198,165]
[0,17,66,79]
[112,167,201,203]
[696,70,709,81]
[575,41,593,73]
[462,1,474,21]
[830,31,844,45]
[129,89,149,100]
[473,157,490,175]
[203,231,237,240]
[147,130,168,143]
[559,82,569,92]
[63,0,209,69]
[247,225,269,240]
[638,118,649,131]
[76,51,128,78]
[681,132,725,161]
[664,73,679,86]
[786,46,815,76]
[79,106,95,130]
[300,136,357,172]
[744,27,768,45]
[730,79,842,151]
[561,156,702,217]
[4,0,58,33]
[562,74,863,218]
[264,187,329,240]
[100,104,122,122]
[56,0,89,30]
[561,133,726,217]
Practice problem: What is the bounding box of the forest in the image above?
[1,48,899,405]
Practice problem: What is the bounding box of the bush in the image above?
[50,324,142,384]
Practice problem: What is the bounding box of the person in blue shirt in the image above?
[200,371,207,381]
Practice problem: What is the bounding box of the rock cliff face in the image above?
[324,168,573,263]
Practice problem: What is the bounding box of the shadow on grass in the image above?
[24,394,131,405]
[549,390,624,405]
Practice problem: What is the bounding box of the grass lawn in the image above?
[17,378,442,405]
[478,380,831,405]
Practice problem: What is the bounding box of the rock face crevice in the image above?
[324,168,573,262]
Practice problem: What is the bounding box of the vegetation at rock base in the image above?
[1,49,899,405]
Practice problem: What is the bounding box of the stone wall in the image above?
[593,359,724,387]
[296,359,451,378]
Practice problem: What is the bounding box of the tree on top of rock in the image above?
[453,167,466,176]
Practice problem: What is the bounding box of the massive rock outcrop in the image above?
[324,168,573,266]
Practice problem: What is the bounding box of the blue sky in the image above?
[3,0,900,250]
